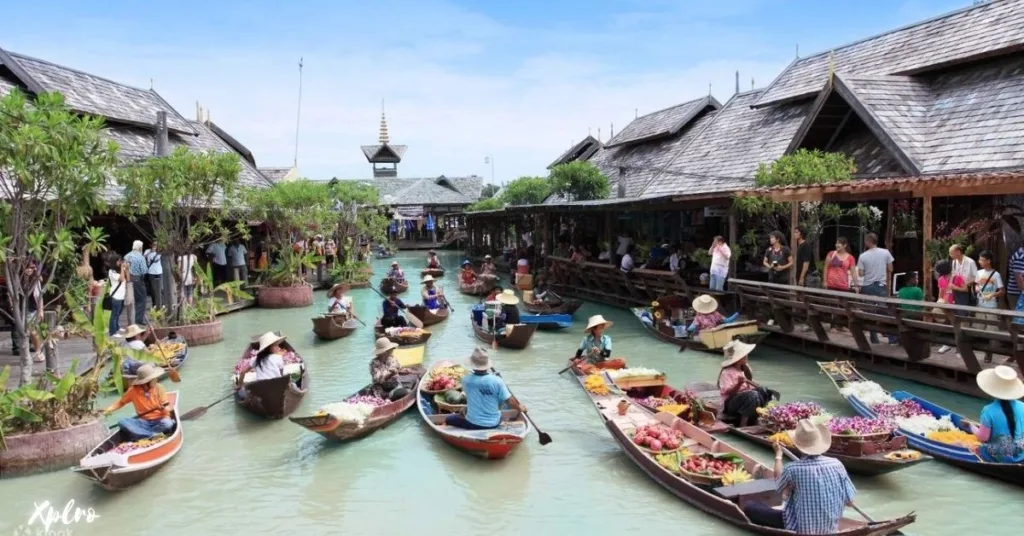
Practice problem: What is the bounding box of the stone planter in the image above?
[152,321,224,346]
[0,418,109,478]
[258,284,314,309]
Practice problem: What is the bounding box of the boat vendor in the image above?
[493,289,521,334]
[119,324,149,375]
[427,250,441,269]
[445,348,527,430]
[235,332,289,400]
[369,337,416,400]
[532,275,552,304]
[381,289,409,328]
[743,419,857,534]
[966,365,1024,463]
[485,285,504,303]
[686,294,740,337]
[572,315,625,370]
[481,255,497,276]
[102,364,173,440]
[718,341,778,427]
[387,261,406,283]
[422,275,446,310]
[460,261,478,285]
[327,284,355,316]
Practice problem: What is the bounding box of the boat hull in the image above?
[374,319,432,345]
[234,342,309,419]
[631,308,767,354]
[421,268,446,278]
[122,335,188,383]
[471,315,537,349]
[458,279,496,296]
[522,299,582,315]
[311,315,357,340]
[380,278,409,294]
[519,313,572,330]
[407,305,450,326]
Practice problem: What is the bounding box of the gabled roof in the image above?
[206,121,256,166]
[361,144,408,162]
[0,47,196,135]
[604,96,721,148]
[259,167,297,183]
[753,0,1024,108]
[547,135,603,169]
[346,175,483,206]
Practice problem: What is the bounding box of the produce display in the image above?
[840,380,967,439]
[721,467,754,485]
[424,365,466,392]
[654,449,691,473]
[606,367,663,380]
[234,350,301,374]
[633,396,671,410]
[583,374,610,395]
[443,389,467,405]
[760,402,828,432]
[384,327,424,337]
[827,416,895,437]
[768,431,794,447]
[872,399,932,420]
[630,423,685,452]
[884,450,923,461]
[344,394,389,407]
[896,414,957,435]
[838,380,896,407]
[656,404,688,416]
[926,429,981,447]
[317,402,377,426]
[680,452,744,480]
[111,434,166,454]
[147,341,186,357]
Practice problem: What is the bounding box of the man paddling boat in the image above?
[445,348,527,430]
[103,364,173,440]
[381,289,409,328]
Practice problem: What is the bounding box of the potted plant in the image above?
[892,199,920,238]
[148,265,252,345]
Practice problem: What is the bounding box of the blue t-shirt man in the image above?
[462,371,512,428]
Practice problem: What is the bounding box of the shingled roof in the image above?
[348,175,483,206]
[259,167,297,183]
[605,97,720,148]
[753,0,1024,108]
[548,135,603,169]
[361,144,408,162]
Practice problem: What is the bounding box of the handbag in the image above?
[102,280,123,311]
[971,271,994,308]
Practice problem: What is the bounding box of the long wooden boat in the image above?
[616,375,729,435]
[380,277,409,294]
[290,366,426,441]
[123,335,189,383]
[233,340,309,419]
[458,278,496,296]
[407,304,450,326]
[519,313,572,330]
[569,369,915,535]
[820,360,1024,486]
[416,360,530,459]
[470,312,538,349]
[374,318,432,345]
[522,298,582,316]
[311,314,358,340]
[72,391,183,490]
[421,268,445,278]
[631,308,767,354]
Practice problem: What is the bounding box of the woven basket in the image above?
[433,393,467,413]
[422,384,460,395]
[677,467,725,486]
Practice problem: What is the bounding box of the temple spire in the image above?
[379,99,390,145]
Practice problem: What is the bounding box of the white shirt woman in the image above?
[252,353,285,382]
[179,254,197,286]
[108,268,127,300]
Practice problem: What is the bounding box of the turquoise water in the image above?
[1,252,1020,536]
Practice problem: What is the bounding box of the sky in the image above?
[3,0,971,184]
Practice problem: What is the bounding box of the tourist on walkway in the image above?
[369,337,415,400]
[976,250,1005,362]
[421,275,445,310]
[823,237,858,293]
[387,261,406,283]
[669,244,683,274]
[615,231,632,267]
[967,365,1024,463]
[206,240,228,285]
[178,250,198,305]
[570,245,586,264]
[573,314,625,370]
[793,226,816,287]
[103,364,173,440]
[445,348,526,430]
[235,332,288,400]
[106,255,128,336]
[620,244,636,274]
[857,233,894,344]
[143,244,163,310]
[125,241,148,325]
[381,289,409,328]
[1008,243,1024,310]
[949,244,977,314]
[763,231,792,285]
[891,272,925,345]
[228,240,248,284]
[743,419,857,534]
[709,236,731,291]
[717,340,776,427]
[686,294,739,337]
[935,261,965,354]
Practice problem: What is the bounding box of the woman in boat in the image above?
[102,364,173,440]
[485,285,504,303]
[967,365,1024,463]
[532,275,552,304]
[235,332,288,400]
[493,289,521,334]
[718,340,777,426]
[387,261,406,283]
[445,348,527,430]
[572,315,625,370]
[685,294,739,337]
[460,261,478,285]
[120,324,149,375]
[421,275,445,310]
[381,288,409,328]
[369,337,415,400]
[480,255,497,276]
[326,284,355,316]
[426,250,441,269]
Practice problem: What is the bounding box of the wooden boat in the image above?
[421,268,445,278]
[631,307,767,354]
[416,360,530,459]
[374,318,432,346]
[311,314,358,340]
[458,277,496,296]
[569,369,916,535]
[821,360,1024,486]
[522,298,582,316]
[233,339,309,419]
[290,366,426,441]
[470,311,538,349]
[519,313,572,330]
[407,304,450,326]
[617,376,729,434]
[380,277,409,294]
[122,334,189,383]
[72,391,183,490]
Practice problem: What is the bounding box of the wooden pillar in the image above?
[790,201,799,285]
[728,209,738,278]
[884,198,894,250]
[922,194,933,299]
[604,211,613,253]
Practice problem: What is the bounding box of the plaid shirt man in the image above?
[777,455,856,534]
[124,250,147,277]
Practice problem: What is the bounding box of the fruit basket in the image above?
[677,452,746,486]
[434,392,467,413]
[628,424,687,454]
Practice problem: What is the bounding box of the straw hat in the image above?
[692,294,718,315]
[428,249,436,255]
[391,261,399,266]
[787,419,832,456]
[584,314,613,333]
[132,364,165,386]
[469,347,492,371]
[484,255,493,260]
[256,332,286,354]
[721,340,756,368]
[122,324,145,339]
[422,275,436,284]
[328,283,347,297]
[374,337,400,357]
[976,365,1024,400]
[497,289,520,305]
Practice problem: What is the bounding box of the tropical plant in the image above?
[330,258,372,284]
[754,149,856,187]
[259,249,322,287]
[0,89,120,386]
[848,203,884,234]
[548,161,611,202]
[500,176,552,206]
[892,199,921,236]
[924,219,995,264]
[467,197,504,212]
[692,249,712,268]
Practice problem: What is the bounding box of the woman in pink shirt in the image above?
[933,260,965,353]
[717,341,779,427]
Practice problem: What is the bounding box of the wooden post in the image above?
[922,194,933,299]
[728,209,738,279]
[884,198,894,250]
[790,201,799,285]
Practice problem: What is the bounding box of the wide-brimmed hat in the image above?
[692,294,719,315]
[374,337,400,357]
[462,260,471,266]
[469,347,492,371]
[496,289,520,305]
[787,419,832,456]
[977,365,1024,400]
[484,255,492,260]
[122,324,145,339]
[584,314,613,333]
[328,283,347,297]
[721,340,756,368]
[391,261,399,266]
[422,275,435,284]
[428,249,436,255]
[256,332,286,354]
[132,364,165,386]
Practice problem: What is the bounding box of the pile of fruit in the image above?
[768,431,794,447]
[884,450,922,461]
[344,395,388,407]
[606,367,663,380]
[655,450,690,473]
[147,341,185,356]
[680,452,748,482]
[425,366,466,392]
[656,404,688,416]
[584,374,609,395]
[760,402,829,432]
[926,429,981,447]
[111,434,166,454]
[630,423,685,452]
[827,416,895,437]
[633,396,671,409]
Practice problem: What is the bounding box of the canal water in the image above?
[1,252,1020,535]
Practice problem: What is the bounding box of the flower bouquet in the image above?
[760,401,827,433]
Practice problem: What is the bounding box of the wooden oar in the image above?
[371,286,424,329]
[147,326,181,383]
[493,369,551,446]
[180,392,234,421]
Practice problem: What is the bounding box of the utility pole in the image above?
[294,58,304,168]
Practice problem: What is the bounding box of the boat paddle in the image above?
[180,392,235,421]
[371,286,424,329]
[492,369,551,446]
[147,326,181,383]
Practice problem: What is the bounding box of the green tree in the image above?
[0,90,119,386]
[548,161,610,202]
[480,183,500,199]
[754,149,856,187]
[500,176,551,206]
[466,197,504,212]
[328,180,389,262]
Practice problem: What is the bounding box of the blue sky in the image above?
[4,0,968,183]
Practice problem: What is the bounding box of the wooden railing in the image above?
[546,256,731,307]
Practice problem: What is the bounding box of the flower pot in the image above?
[258,284,314,309]
[152,320,223,346]
[0,418,108,478]
[617,399,631,415]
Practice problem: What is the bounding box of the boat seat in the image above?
[714,478,780,508]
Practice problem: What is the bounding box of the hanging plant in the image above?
[892,199,921,237]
